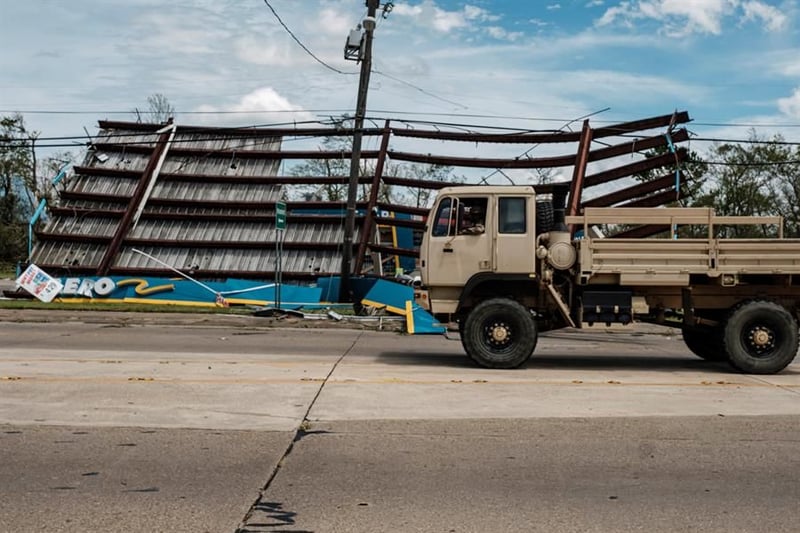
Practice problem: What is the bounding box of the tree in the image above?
[0,114,37,264]
[36,150,75,207]
[289,136,354,202]
[389,163,460,208]
[133,93,175,124]
[634,143,709,208]
[696,132,789,238]
[288,133,460,206]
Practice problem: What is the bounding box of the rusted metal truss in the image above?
[33,111,693,281]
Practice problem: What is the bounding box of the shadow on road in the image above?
[373,350,782,374]
[524,354,730,372]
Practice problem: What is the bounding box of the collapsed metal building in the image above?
[30,111,692,282]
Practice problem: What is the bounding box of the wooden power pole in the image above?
[340,0,379,302]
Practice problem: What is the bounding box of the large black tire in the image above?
[536,201,554,235]
[682,326,727,362]
[723,301,799,374]
[462,298,537,369]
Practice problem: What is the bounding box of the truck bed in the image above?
[566,208,800,286]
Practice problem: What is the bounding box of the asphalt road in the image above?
[1,311,799,532]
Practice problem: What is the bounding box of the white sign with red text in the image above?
[16,264,63,303]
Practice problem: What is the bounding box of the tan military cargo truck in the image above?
[417,185,800,374]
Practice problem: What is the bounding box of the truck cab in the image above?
[420,186,539,316]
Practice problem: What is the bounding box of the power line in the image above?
[372,69,469,110]
[0,109,357,116]
[10,104,800,132]
[690,136,800,146]
[261,0,357,76]
[693,121,800,128]
[260,0,470,114]
[9,128,800,151]
[698,159,800,167]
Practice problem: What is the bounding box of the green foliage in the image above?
[288,133,460,207]
[0,114,35,224]
[290,136,353,201]
[695,131,800,237]
[0,299,255,314]
[390,163,459,208]
[0,114,37,264]
[0,223,25,264]
[635,142,709,207]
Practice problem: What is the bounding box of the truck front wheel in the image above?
[462,298,537,369]
[723,301,799,374]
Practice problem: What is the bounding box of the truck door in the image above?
[424,196,492,288]
[494,196,536,274]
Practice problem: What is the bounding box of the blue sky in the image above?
[1,0,799,158]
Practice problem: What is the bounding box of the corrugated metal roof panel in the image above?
[114,246,341,274]
[58,199,123,211]
[45,216,119,237]
[32,122,361,280]
[125,221,351,243]
[161,158,281,177]
[31,241,107,268]
[152,181,282,202]
[69,175,137,197]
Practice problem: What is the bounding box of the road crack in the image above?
[235,331,363,532]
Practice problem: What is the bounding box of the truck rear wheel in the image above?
[681,326,727,362]
[723,301,799,374]
[462,298,537,369]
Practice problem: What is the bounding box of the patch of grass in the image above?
[0,264,18,279]
[0,299,254,314]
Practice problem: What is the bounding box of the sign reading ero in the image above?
[276,201,287,230]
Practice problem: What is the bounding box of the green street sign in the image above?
[276,201,287,230]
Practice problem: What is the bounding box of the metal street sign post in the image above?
[275,201,286,309]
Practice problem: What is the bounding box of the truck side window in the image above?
[458,197,488,235]
[432,198,456,237]
[499,197,526,234]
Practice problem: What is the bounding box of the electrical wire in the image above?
[0,109,358,116]
[372,69,468,110]
[262,0,357,76]
[260,0,472,113]
[10,104,800,132]
[698,159,800,167]
[688,136,800,147]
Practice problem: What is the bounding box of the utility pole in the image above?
[340,0,379,302]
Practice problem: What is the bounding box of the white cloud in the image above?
[310,7,353,36]
[233,35,295,66]
[389,0,520,41]
[486,26,525,41]
[597,0,789,36]
[392,1,498,33]
[778,88,800,118]
[464,5,500,22]
[741,1,788,31]
[196,87,314,124]
[432,8,469,32]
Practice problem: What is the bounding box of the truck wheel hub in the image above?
[750,327,772,347]
[490,324,510,343]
